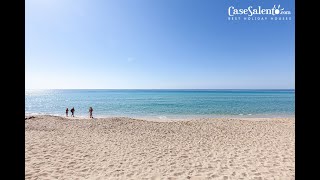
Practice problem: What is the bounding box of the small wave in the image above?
[158,116,167,119]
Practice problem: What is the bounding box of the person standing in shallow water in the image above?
[71,107,75,117]
[66,108,69,117]
[89,107,93,118]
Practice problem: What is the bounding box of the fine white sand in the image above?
[25,115,295,180]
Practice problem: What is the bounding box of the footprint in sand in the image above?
[151,175,161,180]
[210,174,219,178]
[189,176,206,180]
[173,172,184,176]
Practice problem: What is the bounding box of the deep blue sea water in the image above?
[25,89,295,119]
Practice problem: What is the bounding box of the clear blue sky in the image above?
[26,0,295,89]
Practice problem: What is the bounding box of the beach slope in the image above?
[25,116,295,179]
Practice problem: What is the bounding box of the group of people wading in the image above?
[65,107,94,118]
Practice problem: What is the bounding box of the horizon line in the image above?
[25,88,295,90]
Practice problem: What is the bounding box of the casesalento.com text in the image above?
[227,5,292,21]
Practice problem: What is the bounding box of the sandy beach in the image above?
[25,115,295,180]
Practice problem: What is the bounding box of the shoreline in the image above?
[25,114,295,122]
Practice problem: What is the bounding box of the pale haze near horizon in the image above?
[26,0,295,89]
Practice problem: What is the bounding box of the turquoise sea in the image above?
[25,89,295,119]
